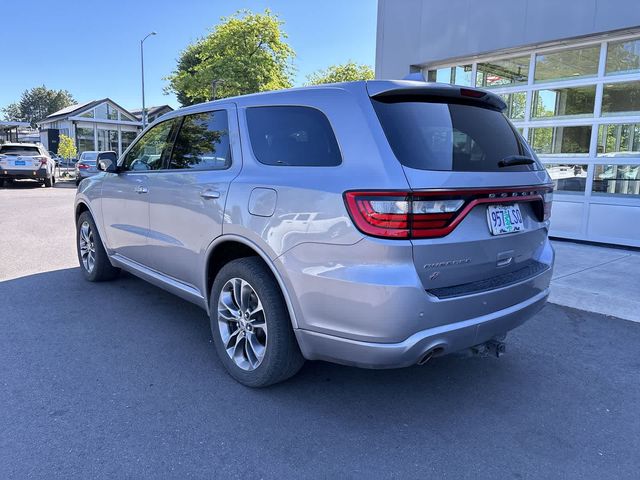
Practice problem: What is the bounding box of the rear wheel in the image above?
[76,211,119,281]
[44,175,53,187]
[210,257,304,387]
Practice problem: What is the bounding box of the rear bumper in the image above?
[278,235,554,367]
[0,168,48,180]
[295,288,549,368]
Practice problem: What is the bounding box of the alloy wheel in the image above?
[79,221,96,273]
[217,278,267,371]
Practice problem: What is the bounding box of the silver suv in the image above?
[74,81,554,387]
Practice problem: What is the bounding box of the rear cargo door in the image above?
[371,93,553,296]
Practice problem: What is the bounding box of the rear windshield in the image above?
[0,145,39,156]
[372,98,540,172]
[82,153,98,160]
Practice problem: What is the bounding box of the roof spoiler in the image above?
[367,81,507,111]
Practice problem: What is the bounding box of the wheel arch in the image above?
[74,199,110,253]
[204,235,300,329]
[75,201,91,224]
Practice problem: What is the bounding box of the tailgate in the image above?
[370,84,554,296]
[0,155,40,170]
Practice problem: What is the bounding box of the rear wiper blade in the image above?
[498,155,535,167]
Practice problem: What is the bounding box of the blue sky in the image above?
[1,0,377,112]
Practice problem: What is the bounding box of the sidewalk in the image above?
[549,240,640,323]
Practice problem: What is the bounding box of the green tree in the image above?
[166,9,295,106]
[2,86,75,127]
[306,61,375,85]
[57,134,77,159]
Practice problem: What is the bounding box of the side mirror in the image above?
[97,151,119,173]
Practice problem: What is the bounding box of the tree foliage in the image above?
[306,61,375,85]
[166,9,295,106]
[58,134,77,159]
[2,86,75,127]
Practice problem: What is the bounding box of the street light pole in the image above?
[140,31,157,129]
[211,79,225,101]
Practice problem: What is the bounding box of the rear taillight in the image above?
[543,190,553,221]
[344,186,553,239]
[34,156,48,166]
[77,163,89,170]
[345,192,411,238]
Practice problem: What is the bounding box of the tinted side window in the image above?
[121,120,176,171]
[169,111,231,170]
[246,106,341,166]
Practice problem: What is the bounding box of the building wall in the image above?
[376,0,640,79]
[39,101,141,157]
[376,1,640,247]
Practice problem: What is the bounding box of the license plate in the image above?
[14,160,25,166]
[486,204,524,235]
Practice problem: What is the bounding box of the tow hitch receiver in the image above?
[471,339,506,358]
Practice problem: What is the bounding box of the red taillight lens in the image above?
[78,163,89,170]
[344,192,411,238]
[345,186,553,239]
[460,88,486,98]
[34,156,48,166]
[345,192,464,239]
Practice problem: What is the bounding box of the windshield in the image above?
[0,145,40,156]
[372,98,540,172]
[81,152,98,161]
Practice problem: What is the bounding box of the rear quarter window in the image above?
[246,106,341,167]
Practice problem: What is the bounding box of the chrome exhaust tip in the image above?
[417,346,445,365]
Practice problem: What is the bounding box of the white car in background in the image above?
[0,143,56,187]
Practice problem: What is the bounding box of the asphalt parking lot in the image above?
[1,181,639,479]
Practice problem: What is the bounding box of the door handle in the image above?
[135,185,148,194]
[200,189,221,199]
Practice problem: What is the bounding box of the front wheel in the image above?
[76,211,119,281]
[210,257,304,387]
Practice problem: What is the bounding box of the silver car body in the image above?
[75,81,554,368]
[75,151,102,183]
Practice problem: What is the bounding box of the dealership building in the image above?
[38,99,142,157]
[376,0,640,247]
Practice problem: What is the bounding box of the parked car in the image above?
[57,158,78,169]
[75,151,111,186]
[74,81,555,387]
[0,143,56,187]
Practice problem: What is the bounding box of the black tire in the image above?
[76,211,120,282]
[44,175,52,187]
[75,178,80,187]
[210,257,304,387]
